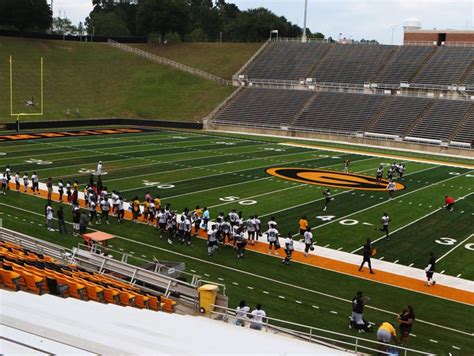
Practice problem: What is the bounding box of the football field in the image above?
[1,127,473,280]
[1,127,474,354]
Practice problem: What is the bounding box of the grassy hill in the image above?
[0,37,238,123]
[131,42,262,79]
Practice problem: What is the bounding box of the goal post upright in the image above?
[9,55,45,131]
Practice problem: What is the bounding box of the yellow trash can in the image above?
[198,284,219,315]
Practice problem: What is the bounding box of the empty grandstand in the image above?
[374,46,435,85]
[407,99,472,142]
[413,46,474,85]
[239,40,473,88]
[367,96,432,136]
[292,92,388,133]
[214,88,313,128]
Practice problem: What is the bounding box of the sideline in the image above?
[0,201,472,337]
[2,182,474,307]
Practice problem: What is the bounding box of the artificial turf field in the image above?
[0,127,473,354]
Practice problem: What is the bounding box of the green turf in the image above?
[1,128,473,354]
[0,37,235,122]
[131,42,263,79]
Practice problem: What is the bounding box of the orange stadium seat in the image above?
[0,268,22,291]
[104,288,120,304]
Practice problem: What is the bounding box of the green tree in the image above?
[52,17,78,35]
[136,0,191,39]
[86,11,131,36]
[0,0,52,32]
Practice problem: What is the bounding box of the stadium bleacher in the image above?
[310,44,394,84]
[368,96,432,136]
[240,41,473,87]
[452,109,474,144]
[407,99,472,141]
[214,88,313,127]
[293,91,388,133]
[223,41,474,148]
[374,46,435,85]
[245,42,331,80]
[0,239,176,312]
[413,46,474,85]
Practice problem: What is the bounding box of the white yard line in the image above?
[119,153,366,193]
[351,208,442,253]
[352,192,474,253]
[1,202,471,337]
[313,167,471,233]
[285,165,439,237]
[105,144,326,184]
[436,234,474,263]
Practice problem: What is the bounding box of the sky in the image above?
[53,0,474,44]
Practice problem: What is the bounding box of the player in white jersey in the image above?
[229,209,239,227]
[235,227,246,259]
[221,217,232,244]
[22,173,29,192]
[375,212,391,240]
[207,224,219,257]
[89,200,98,224]
[185,215,192,245]
[246,216,256,245]
[100,197,110,224]
[267,217,277,229]
[266,224,279,255]
[0,174,6,195]
[303,227,314,257]
[96,161,103,177]
[14,172,20,191]
[4,165,11,190]
[156,209,167,239]
[111,191,119,216]
[375,166,383,186]
[117,195,125,223]
[343,159,350,173]
[282,233,294,265]
[254,215,262,239]
[386,180,396,200]
[178,215,187,244]
[31,172,39,195]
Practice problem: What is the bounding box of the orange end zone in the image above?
[7,182,474,306]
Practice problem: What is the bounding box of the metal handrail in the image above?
[209,305,433,355]
[107,39,231,86]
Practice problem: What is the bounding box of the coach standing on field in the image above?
[358,239,375,274]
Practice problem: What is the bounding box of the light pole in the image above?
[391,25,398,45]
[302,0,308,43]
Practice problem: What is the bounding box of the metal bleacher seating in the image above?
[453,110,474,144]
[369,96,432,136]
[462,69,474,86]
[413,46,474,85]
[375,46,435,85]
[292,91,388,133]
[309,44,394,84]
[214,88,312,127]
[408,100,472,141]
[245,42,331,81]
